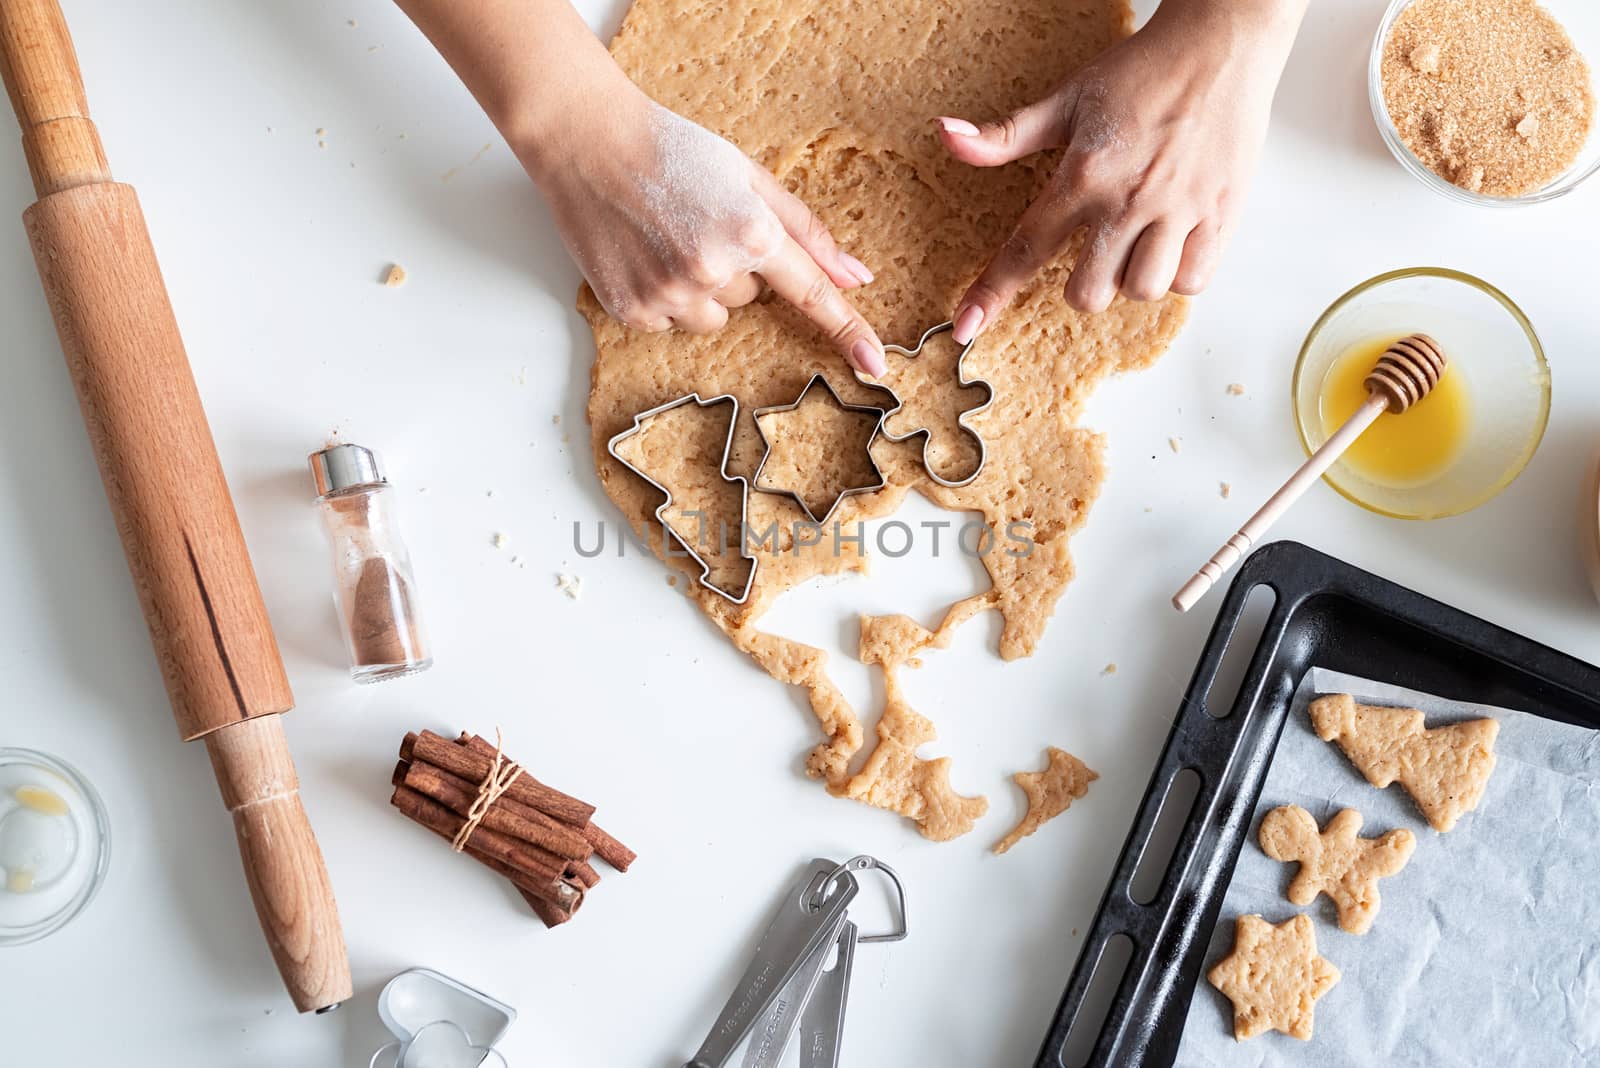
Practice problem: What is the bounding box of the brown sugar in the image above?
[1381,0,1594,197]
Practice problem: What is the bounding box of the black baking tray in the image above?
[1033,540,1600,1068]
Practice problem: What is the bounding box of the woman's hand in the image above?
[521,87,887,375]
[936,0,1306,343]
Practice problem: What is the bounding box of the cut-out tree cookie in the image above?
[1309,693,1498,832]
[1258,806,1415,935]
[994,747,1098,855]
[752,374,886,523]
[1208,914,1340,1041]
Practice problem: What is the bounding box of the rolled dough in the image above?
[584,0,1186,834]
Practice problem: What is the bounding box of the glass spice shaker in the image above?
[309,443,433,683]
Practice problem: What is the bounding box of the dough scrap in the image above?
[994,746,1098,855]
[1309,693,1498,832]
[584,0,1185,830]
[1258,806,1415,935]
[837,598,996,840]
[1207,914,1340,1042]
[834,668,988,842]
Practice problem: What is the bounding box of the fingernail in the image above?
[851,339,887,378]
[951,304,985,345]
[936,116,981,137]
[839,252,874,286]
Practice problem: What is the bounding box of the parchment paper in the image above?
[1175,668,1600,1066]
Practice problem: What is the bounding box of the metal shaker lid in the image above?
[309,443,386,497]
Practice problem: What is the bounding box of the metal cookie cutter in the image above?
[855,320,996,488]
[750,373,889,524]
[607,393,757,604]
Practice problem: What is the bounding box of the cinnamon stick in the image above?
[580,821,637,872]
[400,758,593,861]
[567,859,601,889]
[390,784,566,884]
[402,731,596,826]
[520,887,577,927]
[455,732,598,827]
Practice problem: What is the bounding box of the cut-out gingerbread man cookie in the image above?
[1309,693,1498,832]
[1259,806,1415,935]
[1208,914,1340,1041]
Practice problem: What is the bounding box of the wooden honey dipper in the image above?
[1173,334,1447,612]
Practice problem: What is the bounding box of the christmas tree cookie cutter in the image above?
[606,393,758,604]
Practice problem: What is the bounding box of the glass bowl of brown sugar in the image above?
[1370,0,1600,205]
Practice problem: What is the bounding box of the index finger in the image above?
[952,181,1083,342]
[759,236,885,376]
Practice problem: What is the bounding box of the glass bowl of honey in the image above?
[1292,268,1550,519]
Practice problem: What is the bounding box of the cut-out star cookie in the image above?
[1208,914,1340,1041]
[1310,693,1498,832]
[1259,806,1415,934]
[752,374,886,523]
[993,746,1098,855]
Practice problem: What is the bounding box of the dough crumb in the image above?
[994,747,1098,855]
[1227,383,1246,396]
[1101,663,1117,676]
[556,573,582,600]
[346,18,357,28]
[1220,481,1232,499]
[492,532,509,550]
[1168,437,1181,454]
[315,127,327,137]
[383,263,407,287]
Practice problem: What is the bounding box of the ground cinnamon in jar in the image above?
[350,557,422,667]
[1381,0,1595,197]
[310,443,433,683]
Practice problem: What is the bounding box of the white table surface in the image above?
[3,1,1596,1064]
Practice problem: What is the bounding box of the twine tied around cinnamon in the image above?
[450,727,524,852]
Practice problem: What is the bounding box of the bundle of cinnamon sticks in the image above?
[391,730,636,927]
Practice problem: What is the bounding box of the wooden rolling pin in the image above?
[0,0,350,1012]
[1173,334,1447,612]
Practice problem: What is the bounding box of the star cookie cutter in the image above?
[606,393,757,604]
[750,373,889,524]
[854,320,995,488]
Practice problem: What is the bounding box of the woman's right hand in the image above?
[519,86,886,376]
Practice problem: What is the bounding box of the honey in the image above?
[1319,336,1471,488]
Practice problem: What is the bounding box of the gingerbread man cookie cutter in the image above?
[750,373,889,524]
[853,320,996,489]
[606,393,758,604]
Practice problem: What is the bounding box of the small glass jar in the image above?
[0,748,111,947]
[310,443,433,683]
